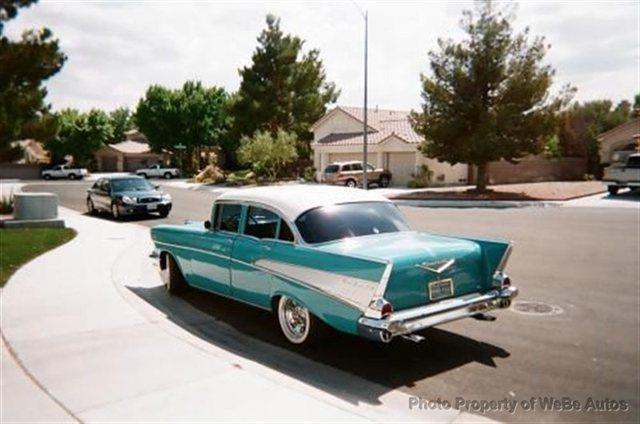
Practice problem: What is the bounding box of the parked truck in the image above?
[41,164,88,180]
[602,153,640,195]
[136,164,180,179]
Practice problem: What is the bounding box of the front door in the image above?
[189,203,242,296]
[230,205,281,308]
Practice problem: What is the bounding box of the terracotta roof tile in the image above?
[313,106,422,146]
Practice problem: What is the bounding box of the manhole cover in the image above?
[512,300,563,316]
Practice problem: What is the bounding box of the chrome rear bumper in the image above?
[357,286,518,342]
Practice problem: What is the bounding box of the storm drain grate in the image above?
[512,300,563,316]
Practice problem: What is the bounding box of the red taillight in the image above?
[502,276,511,287]
[381,302,394,318]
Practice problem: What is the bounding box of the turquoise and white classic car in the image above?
[151,185,518,345]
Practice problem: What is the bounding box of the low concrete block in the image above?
[2,218,65,229]
[13,192,58,220]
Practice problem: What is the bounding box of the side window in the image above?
[244,206,278,239]
[342,164,352,171]
[216,204,242,233]
[351,163,363,171]
[278,221,295,242]
[103,180,111,192]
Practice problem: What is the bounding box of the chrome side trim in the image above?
[154,241,369,311]
[496,243,513,272]
[256,259,377,311]
[364,261,394,318]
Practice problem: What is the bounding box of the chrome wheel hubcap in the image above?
[278,297,310,343]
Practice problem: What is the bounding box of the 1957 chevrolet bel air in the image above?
[151,185,518,345]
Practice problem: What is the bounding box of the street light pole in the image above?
[362,10,368,190]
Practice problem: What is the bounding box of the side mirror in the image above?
[204,220,212,229]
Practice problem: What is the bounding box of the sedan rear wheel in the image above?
[111,203,121,220]
[86,198,96,215]
[164,172,172,179]
[277,296,324,346]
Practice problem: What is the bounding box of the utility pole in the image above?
[362,10,369,190]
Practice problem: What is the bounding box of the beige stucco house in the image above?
[310,106,467,186]
[94,130,166,171]
[598,117,640,165]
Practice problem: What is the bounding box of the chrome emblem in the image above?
[416,258,455,275]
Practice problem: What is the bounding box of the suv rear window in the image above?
[627,156,640,168]
[324,165,339,173]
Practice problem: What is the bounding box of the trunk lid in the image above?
[315,231,509,311]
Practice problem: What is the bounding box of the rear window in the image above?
[295,202,410,244]
[324,165,339,173]
[627,156,640,168]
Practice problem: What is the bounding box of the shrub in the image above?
[226,169,256,186]
[0,192,14,214]
[302,166,316,182]
[408,164,434,188]
[237,129,298,180]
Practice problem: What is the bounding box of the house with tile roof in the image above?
[94,130,167,171]
[598,116,640,166]
[310,106,468,186]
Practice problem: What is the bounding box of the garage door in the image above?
[387,152,416,186]
[101,156,118,171]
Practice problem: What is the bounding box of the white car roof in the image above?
[216,184,392,221]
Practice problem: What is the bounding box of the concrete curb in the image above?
[392,199,558,209]
[1,207,496,422]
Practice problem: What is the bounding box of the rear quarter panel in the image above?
[262,242,388,335]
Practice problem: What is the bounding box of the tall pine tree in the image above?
[0,0,66,160]
[231,14,339,161]
[410,1,573,191]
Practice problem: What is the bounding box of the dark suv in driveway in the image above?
[86,176,172,219]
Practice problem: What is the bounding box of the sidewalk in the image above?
[1,207,485,422]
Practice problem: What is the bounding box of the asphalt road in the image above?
[24,182,640,423]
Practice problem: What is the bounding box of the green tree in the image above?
[231,14,339,160]
[46,109,113,168]
[410,1,572,191]
[558,100,630,173]
[0,0,66,160]
[237,129,298,180]
[108,106,134,143]
[135,81,229,172]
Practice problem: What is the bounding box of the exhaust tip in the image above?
[380,330,393,343]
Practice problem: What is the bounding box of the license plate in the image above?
[147,204,158,211]
[428,278,454,301]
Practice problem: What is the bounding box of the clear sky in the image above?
[5,0,639,112]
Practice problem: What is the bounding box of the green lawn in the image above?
[0,228,76,287]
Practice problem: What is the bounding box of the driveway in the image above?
[17,182,640,422]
